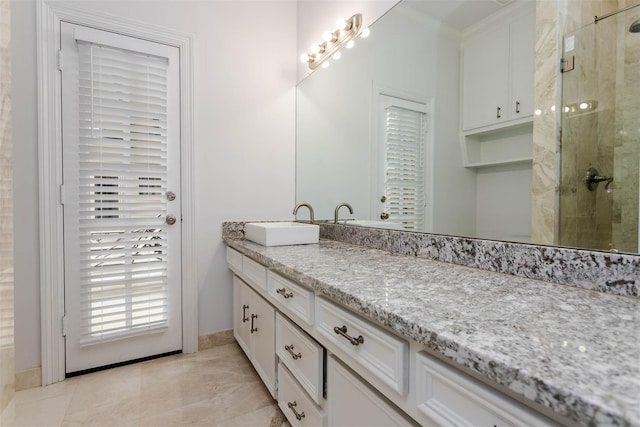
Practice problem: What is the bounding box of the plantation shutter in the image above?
[384,103,427,230]
[76,40,170,346]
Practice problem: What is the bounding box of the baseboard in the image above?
[15,367,41,391]
[198,330,235,351]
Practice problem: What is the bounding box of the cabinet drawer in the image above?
[315,297,408,395]
[267,271,314,326]
[226,247,242,274]
[415,351,556,427]
[242,255,266,290]
[327,356,413,427]
[278,363,326,427]
[276,313,324,404]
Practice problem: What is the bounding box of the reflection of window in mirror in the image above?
[377,94,432,232]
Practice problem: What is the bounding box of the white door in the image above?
[377,95,430,231]
[60,22,182,374]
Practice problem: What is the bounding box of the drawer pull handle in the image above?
[496,106,502,118]
[333,325,364,346]
[515,101,521,114]
[287,401,305,421]
[285,344,302,360]
[250,314,258,333]
[276,287,294,299]
[242,304,249,323]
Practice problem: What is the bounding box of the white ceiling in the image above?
[401,0,512,31]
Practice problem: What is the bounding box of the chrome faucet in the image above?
[293,202,315,223]
[334,202,353,224]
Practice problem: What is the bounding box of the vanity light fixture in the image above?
[300,14,364,70]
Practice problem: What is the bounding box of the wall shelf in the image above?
[461,121,533,168]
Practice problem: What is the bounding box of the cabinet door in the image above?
[232,276,251,356]
[509,12,535,119]
[462,25,509,130]
[249,289,276,397]
[327,357,413,427]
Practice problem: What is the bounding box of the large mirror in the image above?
[296,0,640,254]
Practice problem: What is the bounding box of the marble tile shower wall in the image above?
[223,222,639,298]
[559,2,640,253]
[615,3,640,252]
[531,0,638,248]
[0,0,15,424]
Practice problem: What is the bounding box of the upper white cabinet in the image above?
[462,3,535,132]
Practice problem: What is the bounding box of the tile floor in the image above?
[14,342,289,426]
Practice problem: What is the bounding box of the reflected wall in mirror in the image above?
[296,0,640,254]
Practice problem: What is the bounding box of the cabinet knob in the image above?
[242,304,249,323]
[496,106,502,119]
[333,325,364,346]
[287,401,305,421]
[276,288,294,299]
[250,313,258,333]
[285,344,302,360]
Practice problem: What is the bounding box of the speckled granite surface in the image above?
[319,223,639,298]
[224,236,639,427]
[223,222,639,298]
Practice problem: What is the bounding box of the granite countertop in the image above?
[225,237,640,427]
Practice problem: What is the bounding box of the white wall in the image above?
[11,0,297,371]
[296,0,398,82]
[476,164,532,243]
[296,4,477,233]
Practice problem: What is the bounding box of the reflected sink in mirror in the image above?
[244,222,320,247]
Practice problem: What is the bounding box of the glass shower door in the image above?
[559,6,640,253]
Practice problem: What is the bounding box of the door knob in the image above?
[166,214,177,225]
[380,212,389,220]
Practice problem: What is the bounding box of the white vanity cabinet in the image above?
[232,275,276,397]
[461,4,535,132]
[226,246,558,427]
[276,313,324,404]
[326,356,415,427]
[414,352,555,427]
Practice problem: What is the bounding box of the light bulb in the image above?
[361,28,370,38]
[322,61,330,68]
[346,40,355,49]
[336,18,347,30]
[579,102,589,110]
[563,106,570,113]
[300,53,310,63]
[323,31,332,42]
[310,44,320,54]
[550,105,556,112]
[333,51,342,60]
[534,109,542,116]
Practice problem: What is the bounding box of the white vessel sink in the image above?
[244,222,319,246]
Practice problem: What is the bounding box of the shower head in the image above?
[630,18,640,33]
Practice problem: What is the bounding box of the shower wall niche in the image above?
[559,3,640,253]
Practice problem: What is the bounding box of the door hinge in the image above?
[57,50,63,71]
[59,184,65,205]
[61,315,67,337]
[561,55,574,73]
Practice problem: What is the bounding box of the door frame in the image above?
[37,0,197,385]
